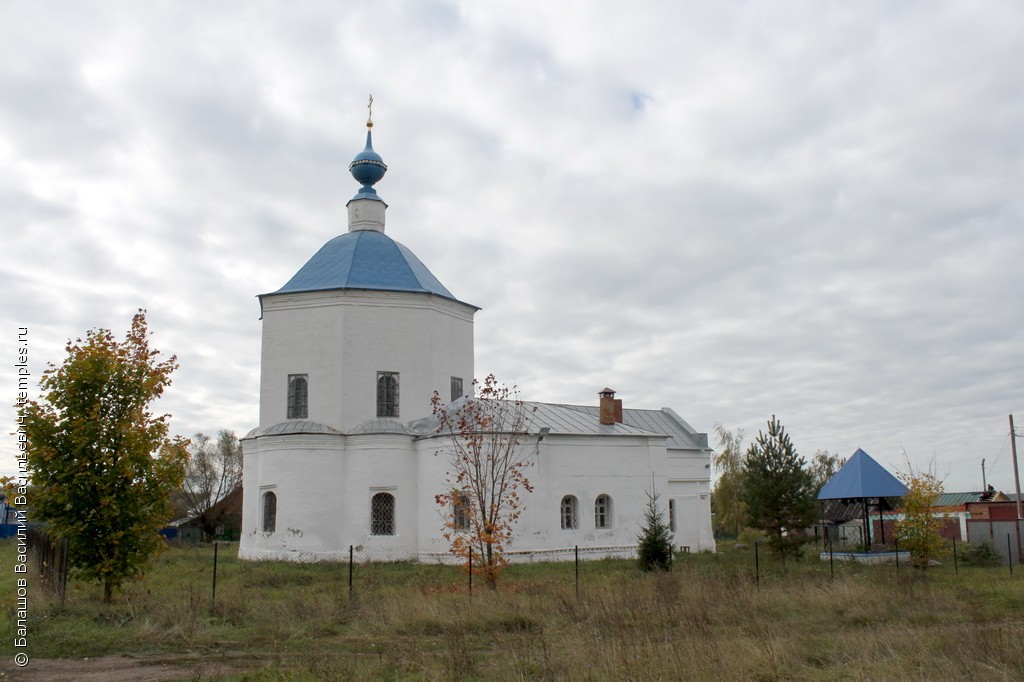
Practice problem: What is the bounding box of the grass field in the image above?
[2,539,1024,680]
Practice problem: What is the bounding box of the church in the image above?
[238,117,714,562]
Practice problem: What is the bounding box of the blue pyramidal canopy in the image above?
[817,448,908,500]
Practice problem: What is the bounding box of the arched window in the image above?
[560,495,578,530]
[595,494,612,529]
[370,492,396,535]
[453,493,470,532]
[287,374,308,419]
[377,372,399,418]
[262,491,277,533]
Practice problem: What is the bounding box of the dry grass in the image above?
[3,540,1024,680]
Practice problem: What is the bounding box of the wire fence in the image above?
[21,531,1022,612]
[209,536,1015,615]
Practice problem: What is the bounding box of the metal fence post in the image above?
[468,547,473,597]
[754,541,761,589]
[211,542,219,610]
[349,544,354,600]
[574,545,579,599]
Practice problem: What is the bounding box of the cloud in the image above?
[1,1,1022,493]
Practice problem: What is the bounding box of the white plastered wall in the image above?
[259,289,476,432]
[239,433,348,561]
[665,447,715,551]
[415,433,680,561]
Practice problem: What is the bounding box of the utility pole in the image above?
[1011,414,1021,564]
[982,458,987,491]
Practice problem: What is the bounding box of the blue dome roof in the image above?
[348,130,387,200]
[271,230,459,300]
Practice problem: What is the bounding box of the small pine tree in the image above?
[637,491,673,571]
[743,415,816,559]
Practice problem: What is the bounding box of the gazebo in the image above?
[817,448,907,552]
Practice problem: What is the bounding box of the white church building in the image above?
[238,121,714,562]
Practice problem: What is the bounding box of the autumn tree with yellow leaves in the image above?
[20,311,187,602]
[895,468,946,570]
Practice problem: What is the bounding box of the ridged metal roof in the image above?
[935,492,990,507]
[536,402,708,449]
[409,398,709,450]
[269,230,459,301]
[349,418,412,435]
[245,420,341,438]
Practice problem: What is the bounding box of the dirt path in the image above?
[0,652,258,681]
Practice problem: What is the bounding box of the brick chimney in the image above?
[598,387,623,425]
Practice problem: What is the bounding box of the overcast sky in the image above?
[2,1,1022,493]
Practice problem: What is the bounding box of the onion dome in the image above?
[348,130,387,200]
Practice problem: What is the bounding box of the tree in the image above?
[711,425,747,537]
[895,469,946,570]
[637,491,673,571]
[809,449,845,497]
[20,311,188,602]
[180,430,242,542]
[431,374,536,589]
[743,415,816,558]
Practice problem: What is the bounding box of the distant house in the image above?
[964,499,1022,563]
[862,490,1019,561]
[0,495,20,539]
[166,486,243,545]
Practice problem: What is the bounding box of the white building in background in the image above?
[238,121,714,562]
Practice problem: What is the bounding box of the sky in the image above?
[2,1,1022,493]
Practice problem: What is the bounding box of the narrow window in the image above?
[560,495,578,530]
[262,491,277,533]
[453,492,471,532]
[376,372,399,418]
[451,376,464,402]
[287,374,308,419]
[595,494,612,529]
[669,499,676,533]
[370,492,395,535]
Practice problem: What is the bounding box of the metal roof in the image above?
[817,448,908,500]
[543,403,708,449]
[244,420,340,438]
[410,398,709,450]
[268,230,463,302]
[935,492,989,507]
[349,418,412,435]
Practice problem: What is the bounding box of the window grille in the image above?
[451,376,464,402]
[370,492,395,535]
[287,374,308,419]
[376,372,399,418]
[262,491,277,533]
[453,493,470,531]
[595,494,611,529]
[560,495,578,529]
[669,499,676,533]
